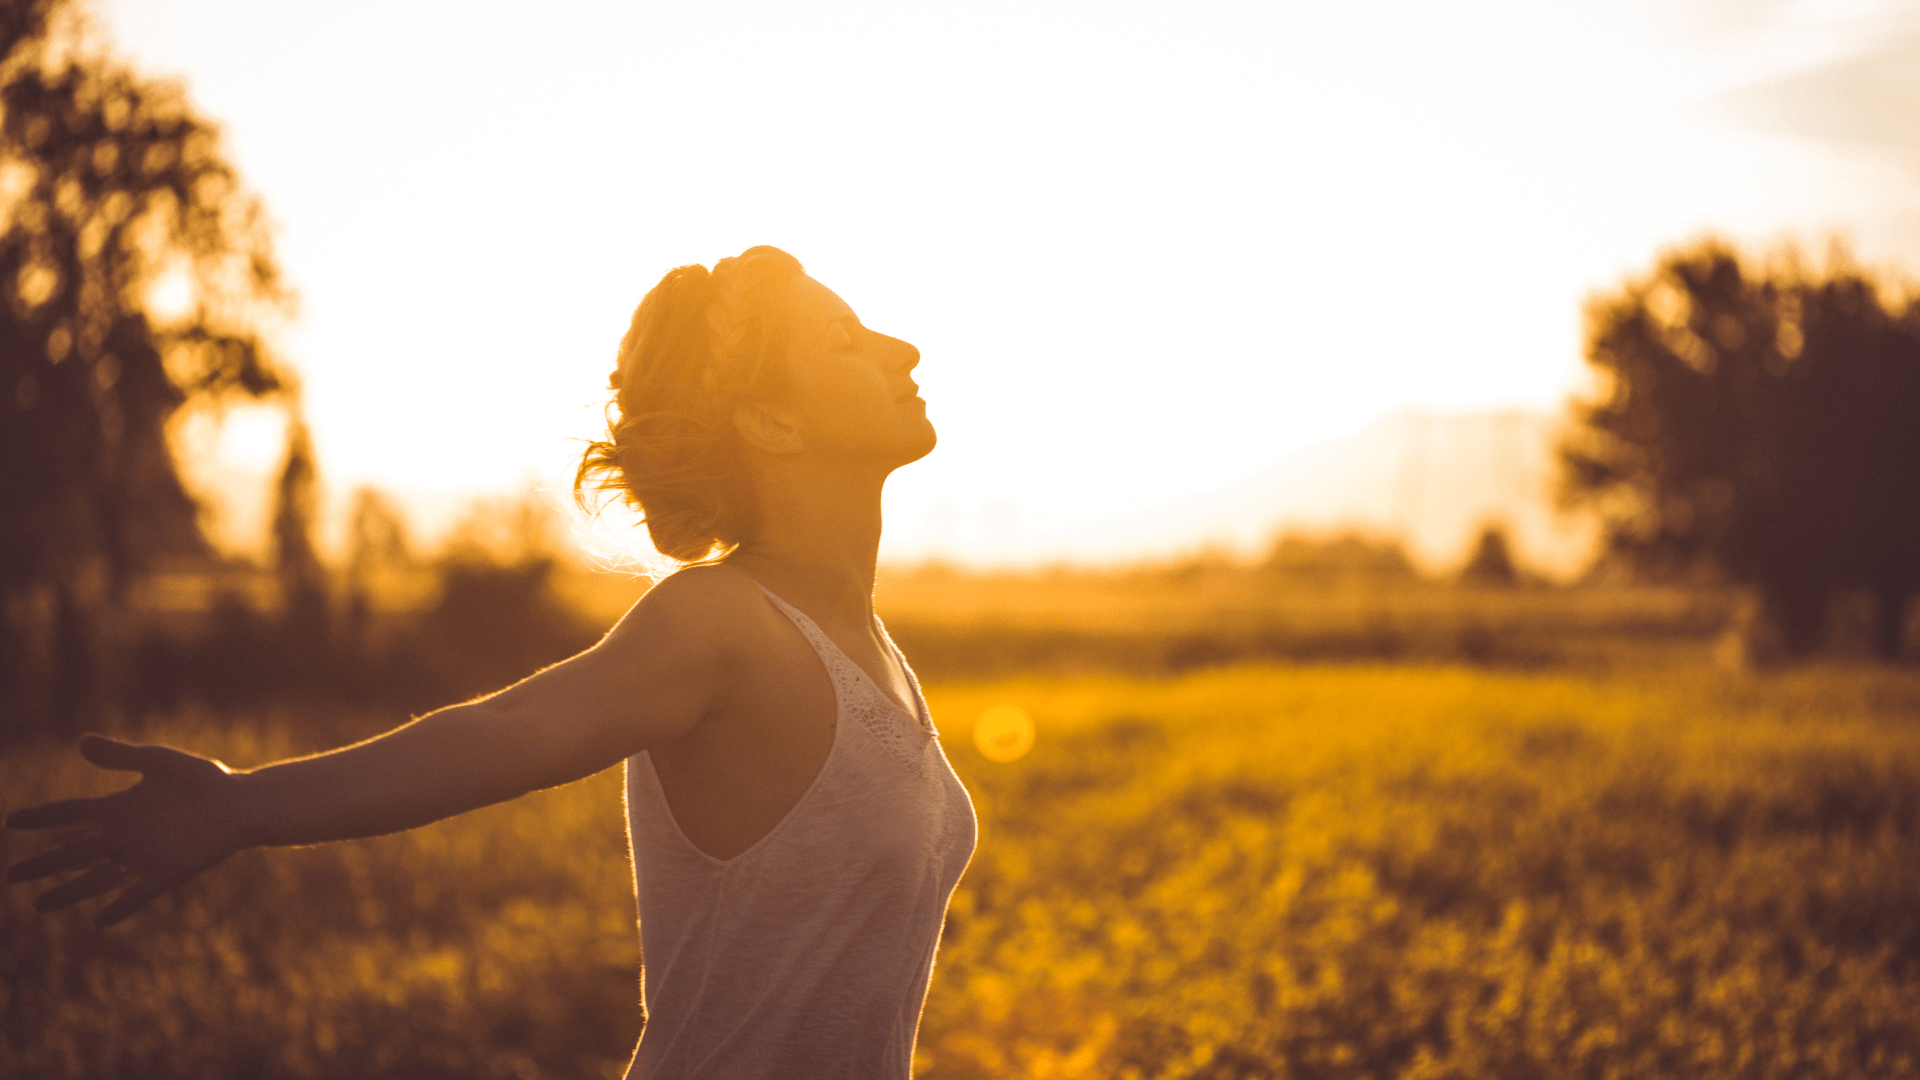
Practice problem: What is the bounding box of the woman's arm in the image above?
[237,572,730,845]
[4,570,743,927]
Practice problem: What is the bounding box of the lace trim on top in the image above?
[757,586,936,777]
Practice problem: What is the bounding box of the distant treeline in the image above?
[876,531,1739,681]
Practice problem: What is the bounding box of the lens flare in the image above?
[973,705,1035,763]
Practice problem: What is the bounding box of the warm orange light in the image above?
[96,1,1912,570]
[973,706,1035,763]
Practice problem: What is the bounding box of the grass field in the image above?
[4,661,1918,1078]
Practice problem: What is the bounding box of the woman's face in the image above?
[768,274,935,467]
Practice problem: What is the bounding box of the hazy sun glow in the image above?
[94,0,1920,566]
[973,706,1036,764]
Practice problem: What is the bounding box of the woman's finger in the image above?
[4,795,108,831]
[32,860,130,913]
[5,832,115,883]
[94,868,185,929]
[79,734,177,774]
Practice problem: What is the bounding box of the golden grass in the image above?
[921,665,1920,1079]
[5,662,1919,1078]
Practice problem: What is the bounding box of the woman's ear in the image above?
[733,401,805,454]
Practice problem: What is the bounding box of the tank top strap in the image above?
[753,583,938,772]
[752,583,893,714]
[752,584,841,667]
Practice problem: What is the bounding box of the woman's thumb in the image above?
[78,735,172,773]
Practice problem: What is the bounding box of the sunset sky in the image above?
[94,0,1920,567]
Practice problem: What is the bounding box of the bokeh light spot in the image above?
[973,705,1035,763]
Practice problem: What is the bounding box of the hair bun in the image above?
[575,246,806,563]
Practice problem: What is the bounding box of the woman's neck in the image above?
[726,460,889,623]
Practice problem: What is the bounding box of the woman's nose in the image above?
[883,334,920,373]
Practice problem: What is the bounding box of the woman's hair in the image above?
[575,245,807,563]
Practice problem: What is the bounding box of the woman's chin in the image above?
[899,423,937,466]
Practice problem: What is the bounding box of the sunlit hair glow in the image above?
[575,245,806,563]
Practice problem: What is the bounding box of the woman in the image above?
[5,245,976,1079]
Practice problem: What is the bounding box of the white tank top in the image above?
[623,585,977,1080]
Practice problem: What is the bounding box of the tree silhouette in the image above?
[1459,524,1518,588]
[1564,238,1920,659]
[0,0,290,728]
[270,420,330,688]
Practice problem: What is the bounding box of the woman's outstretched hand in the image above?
[5,735,257,929]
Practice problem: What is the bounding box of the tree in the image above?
[1458,524,1518,588]
[0,0,290,727]
[270,419,330,686]
[1563,237,1920,659]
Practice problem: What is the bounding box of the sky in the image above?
[91,0,1920,567]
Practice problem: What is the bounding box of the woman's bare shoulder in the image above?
[608,563,772,652]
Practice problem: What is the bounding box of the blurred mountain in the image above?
[1696,36,1920,160]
